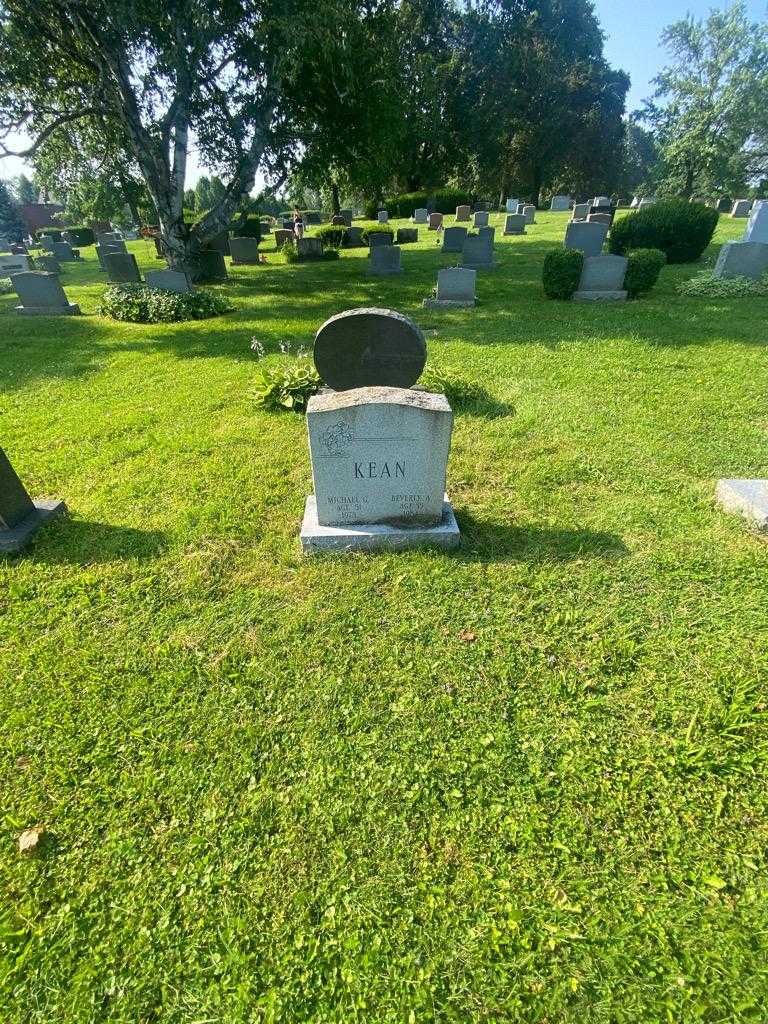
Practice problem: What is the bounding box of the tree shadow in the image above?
[453,510,628,563]
[8,518,168,565]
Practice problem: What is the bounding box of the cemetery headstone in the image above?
[96,241,126,270]
[428,212,444,231]
[313,307,427,391]
[197,250,228,281]
[503,214,526,235]
[274,228,294,248]
[571,202,590,222]
[573,253,628,301]
[744,200,768,243]
[368,230,393,249]
[473,211,489,228]
[455,205,471,221]
[104,252,142,283]
[396,228,418,244]
[522,205,536,225]
[260,222,272,235]
[461,232,495,269]
[377,210,389,224]
[593,196,612,209]
[304,211,322,226]
[423,267,476,308]
[713,241,768,281]
[731,200,752,218]
[10,271,81,316]
[230,236,261,265]
[0,236,11,252]
[587,212,612,226]
[205,230,231,257]
[50,241,80,262]
[145,269,192,293]
[413,208,428,224]
[297,237,324,259]
[441,225,467,253]
[0,253,31,275]
[346,226,365,247]
[550,195,571,212]
[716,197,732,213]
[34,255,61,274]
[564,221,608,257]
[332,215,346,226]
[369,244,402,276]
[340,209,353,227]
[716,479,768,532]
[0,448,67,554]
[39,236,55,253]
[505,198,520,213]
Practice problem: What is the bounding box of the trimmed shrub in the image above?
[361,225,394,245]
[230,215,262,239]
[542,249,584,299]
[624,248,666,298]
[431,188,472,215]
[677,271,768,298]
[63,226,95,246]
[253,360,321,412]
[366,188,474,219]
[316,224,349,247]
[609,200,718,263]
[98,283,231,323]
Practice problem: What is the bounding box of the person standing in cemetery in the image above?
[293,209,304,240]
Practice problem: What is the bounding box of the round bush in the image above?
[98,283,231,323]
[609,200,718,264]
[542,249,584,299]
[63,226,95,246]
[316,224,348,247]
[623,248,666,298]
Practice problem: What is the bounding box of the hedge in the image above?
[542,249,584,299]
[609,200,718,264]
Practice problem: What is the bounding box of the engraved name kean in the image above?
[354,461,405,479]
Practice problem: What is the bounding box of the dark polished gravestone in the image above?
[104,251,142,283]
[313,308,427,392]
[0,449,67,553]
[11,271,81,316]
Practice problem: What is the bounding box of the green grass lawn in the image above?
[2,212,768,1022]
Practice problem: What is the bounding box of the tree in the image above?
[619,121,660,197]
[0,178,25,239]
[184,187,197,211]
[640,2,768,198]
[195,176,213,213]
[13,172,36,204]
[0,0,329,273]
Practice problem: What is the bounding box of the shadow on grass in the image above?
[19,518,167,565]
[455,510,628,562]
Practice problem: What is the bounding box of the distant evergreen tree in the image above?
[0,180,26,239]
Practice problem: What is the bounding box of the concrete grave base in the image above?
[716,479,768,531]
[16,303,81,316]
[422,298,475,309]
[0,499,67,554]
[301,495,460,553]
[573,290,627,302]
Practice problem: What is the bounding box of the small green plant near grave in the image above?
[98,283,232,323]
[253,359,321,412]
[542,248,584,299]
[609,199,718,263]
[677,271,768,298]
[624,248,666,298]
[316,225,348,247]
[419,365,490,406]
[0,277,12,294]
[282,240,299,264]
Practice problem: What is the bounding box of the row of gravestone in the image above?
[368,227,499,276]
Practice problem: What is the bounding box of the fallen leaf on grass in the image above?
[458,630,476,643]
[18,825,45,855]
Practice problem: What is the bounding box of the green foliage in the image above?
[624,248,666,297]
[253,359,321,411]
[542,248,584,299]
[361,225,394,245]
[0,277,12,294]
[230,215,262,239]
[63,226,95,246]
[315,224,348,247]
[677,271,768,297]
[609,200,718,263]
[98,283,231,323]
[282,240,299,263]
[0,180,26,240]
[367,189,473,220]
[419,365,493,407]
[431,188,472,214]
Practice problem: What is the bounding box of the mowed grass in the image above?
[1,212,768,1023]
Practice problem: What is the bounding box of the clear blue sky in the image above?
[594,0,767,112]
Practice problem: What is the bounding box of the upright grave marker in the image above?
[0,448,67,553]
[230,237,261,265]
[369,245,402,276]
[503,214,526,235]
[413,208,428,224]
[441,226,467,253]
[550,195,571,212]
[455,205,471,222]
[11,272,81,315]
[573,254,628,301]
[145,269,192,293]
[428,213,443,231]
[564,221,608,258]
[473,211,489,228]
[423,267,476,308]
[105,252,142,283]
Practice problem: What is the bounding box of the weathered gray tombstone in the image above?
[34,255,61,274]
[713,241,768,280]
[230,237,261,265]
[297,236,324,259]
[423,267,476,308]
[573,253,628,301]
[96,241,126,270]
[550,195,571,212]
[731,200,752,218]
[39,236,55,253]
[50,241,80,262]
[473,211,489,228]
[0,448,67,554]
[205,230,231,257]
[367,230,393,249]
[260,222,272,235]
[455,205,471,222]
[441,225,467,253]
[96,231,123,246]
[197,250,228,281]
[104,251,142,283]
[313,307,427,391]
[413,208,428,224]
[377,210,389,224]
[522,204,536,224]
[346,226,365,247]
[503,214,526,235]
[587,212,612,226]
[716,197,732,213]
[461,232,495,269]
[505,198,520,213]
[744,200,768,243]
[369,244,402,276]
[593,196,612,209]
[145,269,193,293]
[340,209,353,227]
[564,221,608,257]
[10,271,81,315]
[716,479,768,532]
[571,202,591,222]
[396,228,418,244]
[274,228,294,248]
[0,236,11,252]
[428,212,444,231]
[301,386,459,553]
[332,215,346,226]
[0,253,31,274]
